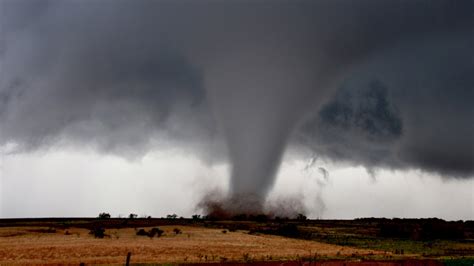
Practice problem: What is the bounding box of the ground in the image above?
[0,225,379,264]
[0,218,472,265]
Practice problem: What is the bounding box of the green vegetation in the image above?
[316,234,465,256]
[443,258,474,266]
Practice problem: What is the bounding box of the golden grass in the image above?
[0,226,384,265]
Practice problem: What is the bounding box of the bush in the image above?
[136,227,164,238]
[89,227,106,238]
[136,229,148,236]
[173,228,182,235]
[150,227,164,237]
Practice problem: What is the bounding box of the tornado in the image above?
[1,0,471,216]
[199,6,358,213]
[198,0,471,214]
[205,55,341,213]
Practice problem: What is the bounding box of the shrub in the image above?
[136,229,148,236]
[150,227,164,237]
[89,227,106,238]
[136,227,164,238]
[173,228,182,235]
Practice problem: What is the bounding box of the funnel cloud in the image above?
[1,0,473,215]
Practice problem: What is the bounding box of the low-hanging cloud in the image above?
[296,32,474,178]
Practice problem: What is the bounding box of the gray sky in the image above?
[1,149,473,220]
[0,0,473,219]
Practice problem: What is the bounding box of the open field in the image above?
[0,218,473,265]
[0,225,379,265]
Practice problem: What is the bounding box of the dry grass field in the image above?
[1,218,472,265]
[0,225,384,265]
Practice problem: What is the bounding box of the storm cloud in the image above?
[297,32,474,178]
[0,0,217,157]
[1,0,473,214]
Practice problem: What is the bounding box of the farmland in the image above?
[0,218,472,265]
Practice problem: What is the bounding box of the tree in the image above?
[166,214,178,219]
[98,212,111,219]
[296,213,307,221]
[129,213,138,219]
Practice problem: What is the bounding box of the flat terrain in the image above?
[0,225,379,265]
[0,218,472,265]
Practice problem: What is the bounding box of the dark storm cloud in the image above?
[318,81,402,143]
[296,32,474,178]
[0,0,214,156]
[298,80,404,169]
[1,0,473,214]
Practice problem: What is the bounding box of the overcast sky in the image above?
[0,0,473,219]
[1,149,473,220]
